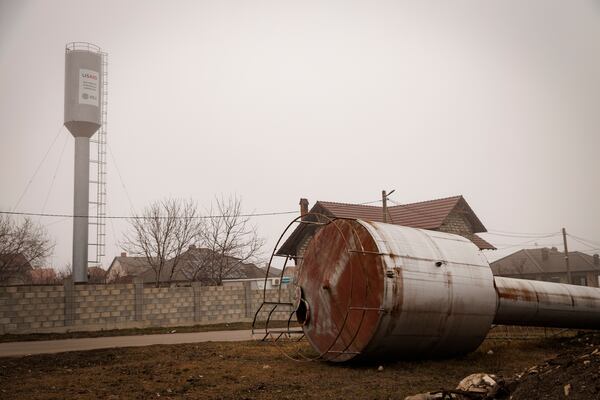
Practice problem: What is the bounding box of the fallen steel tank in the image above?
[255,218,600,362]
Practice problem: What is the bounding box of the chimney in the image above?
[594,254,599,266]
[541,247,549,261]
[300,198,309,220]
[120,252,127,258]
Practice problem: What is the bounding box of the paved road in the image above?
[0,329,255,358]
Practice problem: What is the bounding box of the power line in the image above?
[482,231,560,239]
[12,125,65,211]
[40,133,69,216]
[0,209,298,220]
[107,142,135,212]
[567,235,600,252]
[492,237,563,250]
[486,229,558,236]
[568,233,600,247]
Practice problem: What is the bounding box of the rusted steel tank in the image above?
[294,219,600,362]
[295,219,497,362]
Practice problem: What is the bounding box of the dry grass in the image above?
[0,337,565,399]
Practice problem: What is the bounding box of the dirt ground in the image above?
[0,335,572,400]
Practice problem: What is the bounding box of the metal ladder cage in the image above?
[88,50,108,268]
[252,214,383,362]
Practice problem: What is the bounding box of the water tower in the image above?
[64,42,107,283]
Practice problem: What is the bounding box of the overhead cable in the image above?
[0,209,298,220]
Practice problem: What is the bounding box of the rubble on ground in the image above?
[404,332,600,400]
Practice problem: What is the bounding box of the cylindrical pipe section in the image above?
[72,136,90,283]
[494,276,600,329]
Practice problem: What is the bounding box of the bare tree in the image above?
[182,195,264,285]
[122,198,201,287]
[0,215,54,284]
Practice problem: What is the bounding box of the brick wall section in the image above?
[143,286,194,326]
[0,285,64,334]
[74,284,135,327]
[0,283,294,334]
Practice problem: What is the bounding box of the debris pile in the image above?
[404,373,512,400]
[404,332,600,400]
[510,332,600,399]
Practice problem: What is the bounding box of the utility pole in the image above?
[562,227,572,284]
[382,190,387,223]
[381,189,395,224]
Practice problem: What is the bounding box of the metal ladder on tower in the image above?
[88,51,108,269]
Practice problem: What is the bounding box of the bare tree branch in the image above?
[0,215,54,284]
[181,195,265,285]
[122,198,202,287]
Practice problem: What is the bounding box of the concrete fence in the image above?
[0,279,294,335]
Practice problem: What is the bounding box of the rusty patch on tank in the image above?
[497,287,537,302]
[296,219,385,361]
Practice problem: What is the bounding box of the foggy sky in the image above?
[1,0,599,269]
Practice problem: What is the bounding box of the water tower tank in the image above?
[64,44,102,137]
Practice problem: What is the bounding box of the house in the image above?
[107,247,272,286]
[278,195,495,268]
[0,253,33,285]
[177,245,275,286]
[490,247,600,287]
[106,253,159,283]
[29,267,57,284]
[88,266,107,284]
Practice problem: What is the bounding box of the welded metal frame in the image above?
[252,214,385,361]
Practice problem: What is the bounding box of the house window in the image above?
[572,274,587,286]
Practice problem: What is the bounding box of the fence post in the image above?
[133,277,144,322]
[64,277,75,327]
[243,281,253,319]
[192,282,202,322]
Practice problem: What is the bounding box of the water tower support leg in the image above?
[72,136,89,283]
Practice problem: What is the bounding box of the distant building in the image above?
[87,266,107,284]
[177,245,276,286]
[106,253,157,283]
[490,247,600,287]
[0,253,33,285]
[107,247,272,286]
[278,195,495,271]
[29,268,57,284]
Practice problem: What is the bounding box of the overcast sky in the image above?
[1,0,599,269]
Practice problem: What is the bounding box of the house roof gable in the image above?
[278,195,492,255]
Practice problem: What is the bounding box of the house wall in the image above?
[0,280,294,335]
[438,211,474,236]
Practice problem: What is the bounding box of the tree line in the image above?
[0,195,264,287]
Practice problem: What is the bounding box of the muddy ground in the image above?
[0,335,577,400]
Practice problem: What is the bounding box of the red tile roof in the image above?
[317,195,467,230]
[278,195,494,255]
